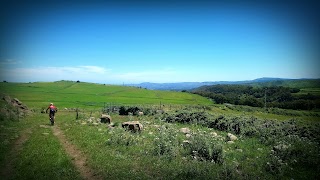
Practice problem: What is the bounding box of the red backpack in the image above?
[49,105,56,113]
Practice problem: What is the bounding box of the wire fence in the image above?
[55,102,212,121]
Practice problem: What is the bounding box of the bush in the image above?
[152,126,179,158]
[163,110,212,126]
[119,106,127,115]
[106,128,138,146]
[185,133,224,164]
[274,135,319,164]
[119,106,149,115]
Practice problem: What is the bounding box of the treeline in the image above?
[192,85,320,110]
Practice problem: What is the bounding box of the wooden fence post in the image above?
[76,108,79,120]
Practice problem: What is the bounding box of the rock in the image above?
[153,125,160,129]
[110,123,118,129]
[108,125,115,129]
[39,125,49,128]
[182,140,191,146]
[227,133,238,141]
[3,95,11,104]
[236,149,243,152]
[122,121,143,132]
[211,132,218,137]
[180,127,191,134]
[185,133,192,138]
[13,98,22,105]
[92,122,99,126]
[87,118,93,123]
[1,94,29,114]
[100,114,112,123]
[227,141,234,144]
[156,110,164,114]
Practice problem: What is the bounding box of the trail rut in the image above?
[52,124,103,180]
[0,128,32,180]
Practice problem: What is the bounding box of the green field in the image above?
[1,81,319,179]
[296,88,320,96]
[0,81,212,109]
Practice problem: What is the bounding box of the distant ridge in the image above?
[251,77,288,82]
[127,78,320,90]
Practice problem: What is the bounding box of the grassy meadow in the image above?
[1,81,320,179]
[0,81,212,109]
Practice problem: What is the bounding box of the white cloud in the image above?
[0,65,187,83]
[78,66,107,74]
[1,65,229,83]
[0,66,111,83]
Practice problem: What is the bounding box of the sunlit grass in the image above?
[1,81,319,179]
[0,114,81,180]
[0,81,212,109]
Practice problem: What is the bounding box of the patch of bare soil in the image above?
[0,128,32,180]
[52,125,103,180]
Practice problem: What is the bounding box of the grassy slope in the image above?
[247,79,320,89]
[0,81,212,109]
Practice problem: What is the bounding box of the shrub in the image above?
[185,134,224,164]
[267,135,320,174]
[106,127,137,146]
[163,110,212,126]
[152,125,179,158]
[126,106,141,115]
[119,106,127,115]
[118,106,149,115]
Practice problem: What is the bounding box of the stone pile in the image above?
[1,94,29,120]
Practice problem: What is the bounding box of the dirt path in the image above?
[0,128,32,180]
[52,124,103,180]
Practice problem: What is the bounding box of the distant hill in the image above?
[245,78,320,89]
[191,80,320,110]
[128,78,320,90]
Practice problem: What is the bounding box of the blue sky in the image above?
[0,1,319,84]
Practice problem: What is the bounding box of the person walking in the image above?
[46,103,57,125]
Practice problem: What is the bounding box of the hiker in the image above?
[46,103,57,125]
